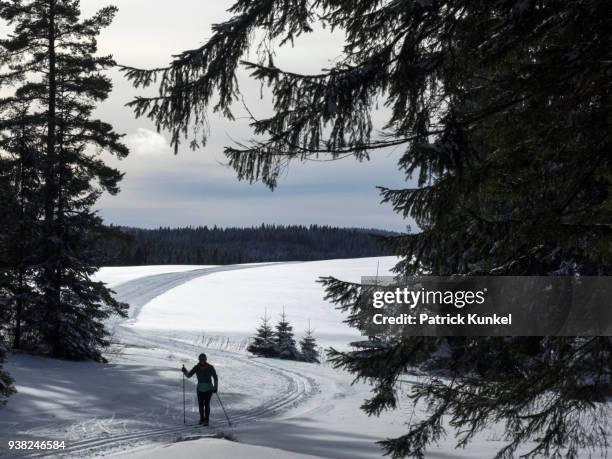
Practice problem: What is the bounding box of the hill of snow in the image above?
[107,257,398,348]
[0,257,561,458]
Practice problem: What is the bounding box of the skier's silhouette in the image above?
[182,353,218,425]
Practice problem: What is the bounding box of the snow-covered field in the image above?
[0,258,554,458]
[114,258,395,347]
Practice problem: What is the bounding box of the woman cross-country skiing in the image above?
[182,353,218,425]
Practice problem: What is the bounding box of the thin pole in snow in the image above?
[182,366,186,425]
[216,392,233,427]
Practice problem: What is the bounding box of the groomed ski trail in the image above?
[23,264,320,458]
[107,263,282,327]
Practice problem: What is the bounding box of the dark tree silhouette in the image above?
[0,100,43,351]
[122,1,612,457]
[0,0,129,361]
[0,339,16,406]
[97,224,393,266]
[0,162,18,404]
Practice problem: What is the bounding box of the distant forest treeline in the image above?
[98,225,396,266]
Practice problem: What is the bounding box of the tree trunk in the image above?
[12,269,24,350]
[45,0,56,223]
[13,117,27,351]
[45,0,61,357]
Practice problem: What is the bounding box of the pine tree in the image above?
[0,100,43,351]
[274,309,299,360]
[122,1,612,457]
[0,158,16,349]
[0,0,129,361]
[0,338,16,406]
[299,321,319,363]
[247,311,277,357]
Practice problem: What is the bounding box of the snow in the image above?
[93,265,216,288]
[110,437,323,459]
[0,257,582,458]
[125,257,397,347]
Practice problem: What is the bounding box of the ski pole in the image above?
[182,366,186,425]
[216,392,233,427]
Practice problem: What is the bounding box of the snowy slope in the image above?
[121,257,397,346]
[0,258,570,458]
[93,265,217,288]
[110,438,323,459]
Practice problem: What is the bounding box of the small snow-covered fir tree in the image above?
[247,311,277,357]
[274,309,300,360]
[299,321,320,363]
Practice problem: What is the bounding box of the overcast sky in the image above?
[78,1,414,231]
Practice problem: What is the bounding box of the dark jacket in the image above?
[183,363,218,392]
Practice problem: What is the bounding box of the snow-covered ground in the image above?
[93,265,218,288]
[117,258,394,347]
[0,258,558,458]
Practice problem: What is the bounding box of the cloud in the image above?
[90,1,413,231]
[124,128,171,156]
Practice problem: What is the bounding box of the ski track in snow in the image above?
[25,351,319,458]
[107,263,283,327]
[39,359,318,458]
[5,260,599,459]
[22,263,320,458]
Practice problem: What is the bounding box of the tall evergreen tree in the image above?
[0,100,43,350]
[0,239,14,407]
[299,321,319,363]
[247,311,277,357]
[122,1,612,457]
[274,309,299,360]
[0,0,129,360]
[0,339,15,406]
[0,157,16,352]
